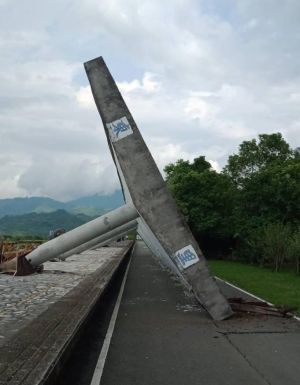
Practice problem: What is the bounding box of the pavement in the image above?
[101,241,300,385]
[1,240,300,385]
[0,245,130,347]
[0,242,133,385]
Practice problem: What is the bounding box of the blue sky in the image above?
[0,0,299,200]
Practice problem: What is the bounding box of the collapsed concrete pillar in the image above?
[90,230,132,250]
[84,57,233,320]
[60,219,137,259]
[25,203,138,266]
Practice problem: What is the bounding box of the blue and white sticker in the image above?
[107,116,133,142]
[174,245,199,270]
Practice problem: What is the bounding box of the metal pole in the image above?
[26,203,138,266]
[60,220,137,259]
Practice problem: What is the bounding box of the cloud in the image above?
[0,0,299,199]
[18,155,120,201]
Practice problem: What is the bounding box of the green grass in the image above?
[209,260,300,315]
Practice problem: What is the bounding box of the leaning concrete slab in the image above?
[84,57,233,320]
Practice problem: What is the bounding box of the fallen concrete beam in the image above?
[60,219,137,259]
[90,230,133,249]
[26,203,138,267]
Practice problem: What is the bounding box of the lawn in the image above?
[208,260,300,315]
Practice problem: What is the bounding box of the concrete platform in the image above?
[101,241,300,385]
[1,240,300,385]
[0,242,133,385]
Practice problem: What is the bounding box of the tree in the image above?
[223,133,299,238]
[224,133,293,186]
[164,156,211,184]
[239,158,300,227]
[165,156,237,256]
[164,133,299,261]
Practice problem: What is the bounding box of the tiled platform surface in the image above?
[0,242,132,385]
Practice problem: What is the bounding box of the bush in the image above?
[287,229,300,274]
[241,230,265,266]
[260,223,291,272]
[237,223,292,271]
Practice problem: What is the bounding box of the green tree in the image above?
[224,133,293,186]
[164,133,299,262]
[165,156,237,256]
[239,158,300,226]
[224,133,299,239]
[165,157,211,184]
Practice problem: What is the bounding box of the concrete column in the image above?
[26,203,138,266]
[91,229,133,249]
[84,57,233,320]
[60,220,137,259]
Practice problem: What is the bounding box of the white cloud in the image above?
[0,0,299,200]
[118,73,160,94]
[76,86,94,110]
[185,95,218,121]
[18,155,120,201]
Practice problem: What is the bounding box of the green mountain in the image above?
[0,210,91,238]
[0,197,63,218]
[0,190,124,218]
[65,190,124,216]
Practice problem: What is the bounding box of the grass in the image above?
[208,260,300,316]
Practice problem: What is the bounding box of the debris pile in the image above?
[229,297,295,318]
[0,240,43,275]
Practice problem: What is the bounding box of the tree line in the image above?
[164,133,300,273]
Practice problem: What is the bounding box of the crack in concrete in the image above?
[218,330,296,335]
[224,334,272,385]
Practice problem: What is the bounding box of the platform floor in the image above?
[0,243,132,385]
[101,241,300,385]
[0,245,129,346]
[1,241,300,385]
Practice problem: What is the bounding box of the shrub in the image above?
[238,223,292,270]
[260,223,291,272]
[287,229,300,274]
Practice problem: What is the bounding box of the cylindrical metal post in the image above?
[60,220,137,259]
[26,203,138,266]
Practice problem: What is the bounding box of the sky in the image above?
[0,0,299,201]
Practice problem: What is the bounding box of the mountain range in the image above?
[0,190,124,218]
[0,190,124,238]
[0,210,92,238]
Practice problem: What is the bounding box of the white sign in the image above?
[174,245,199,270]
[107,116,133,142]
